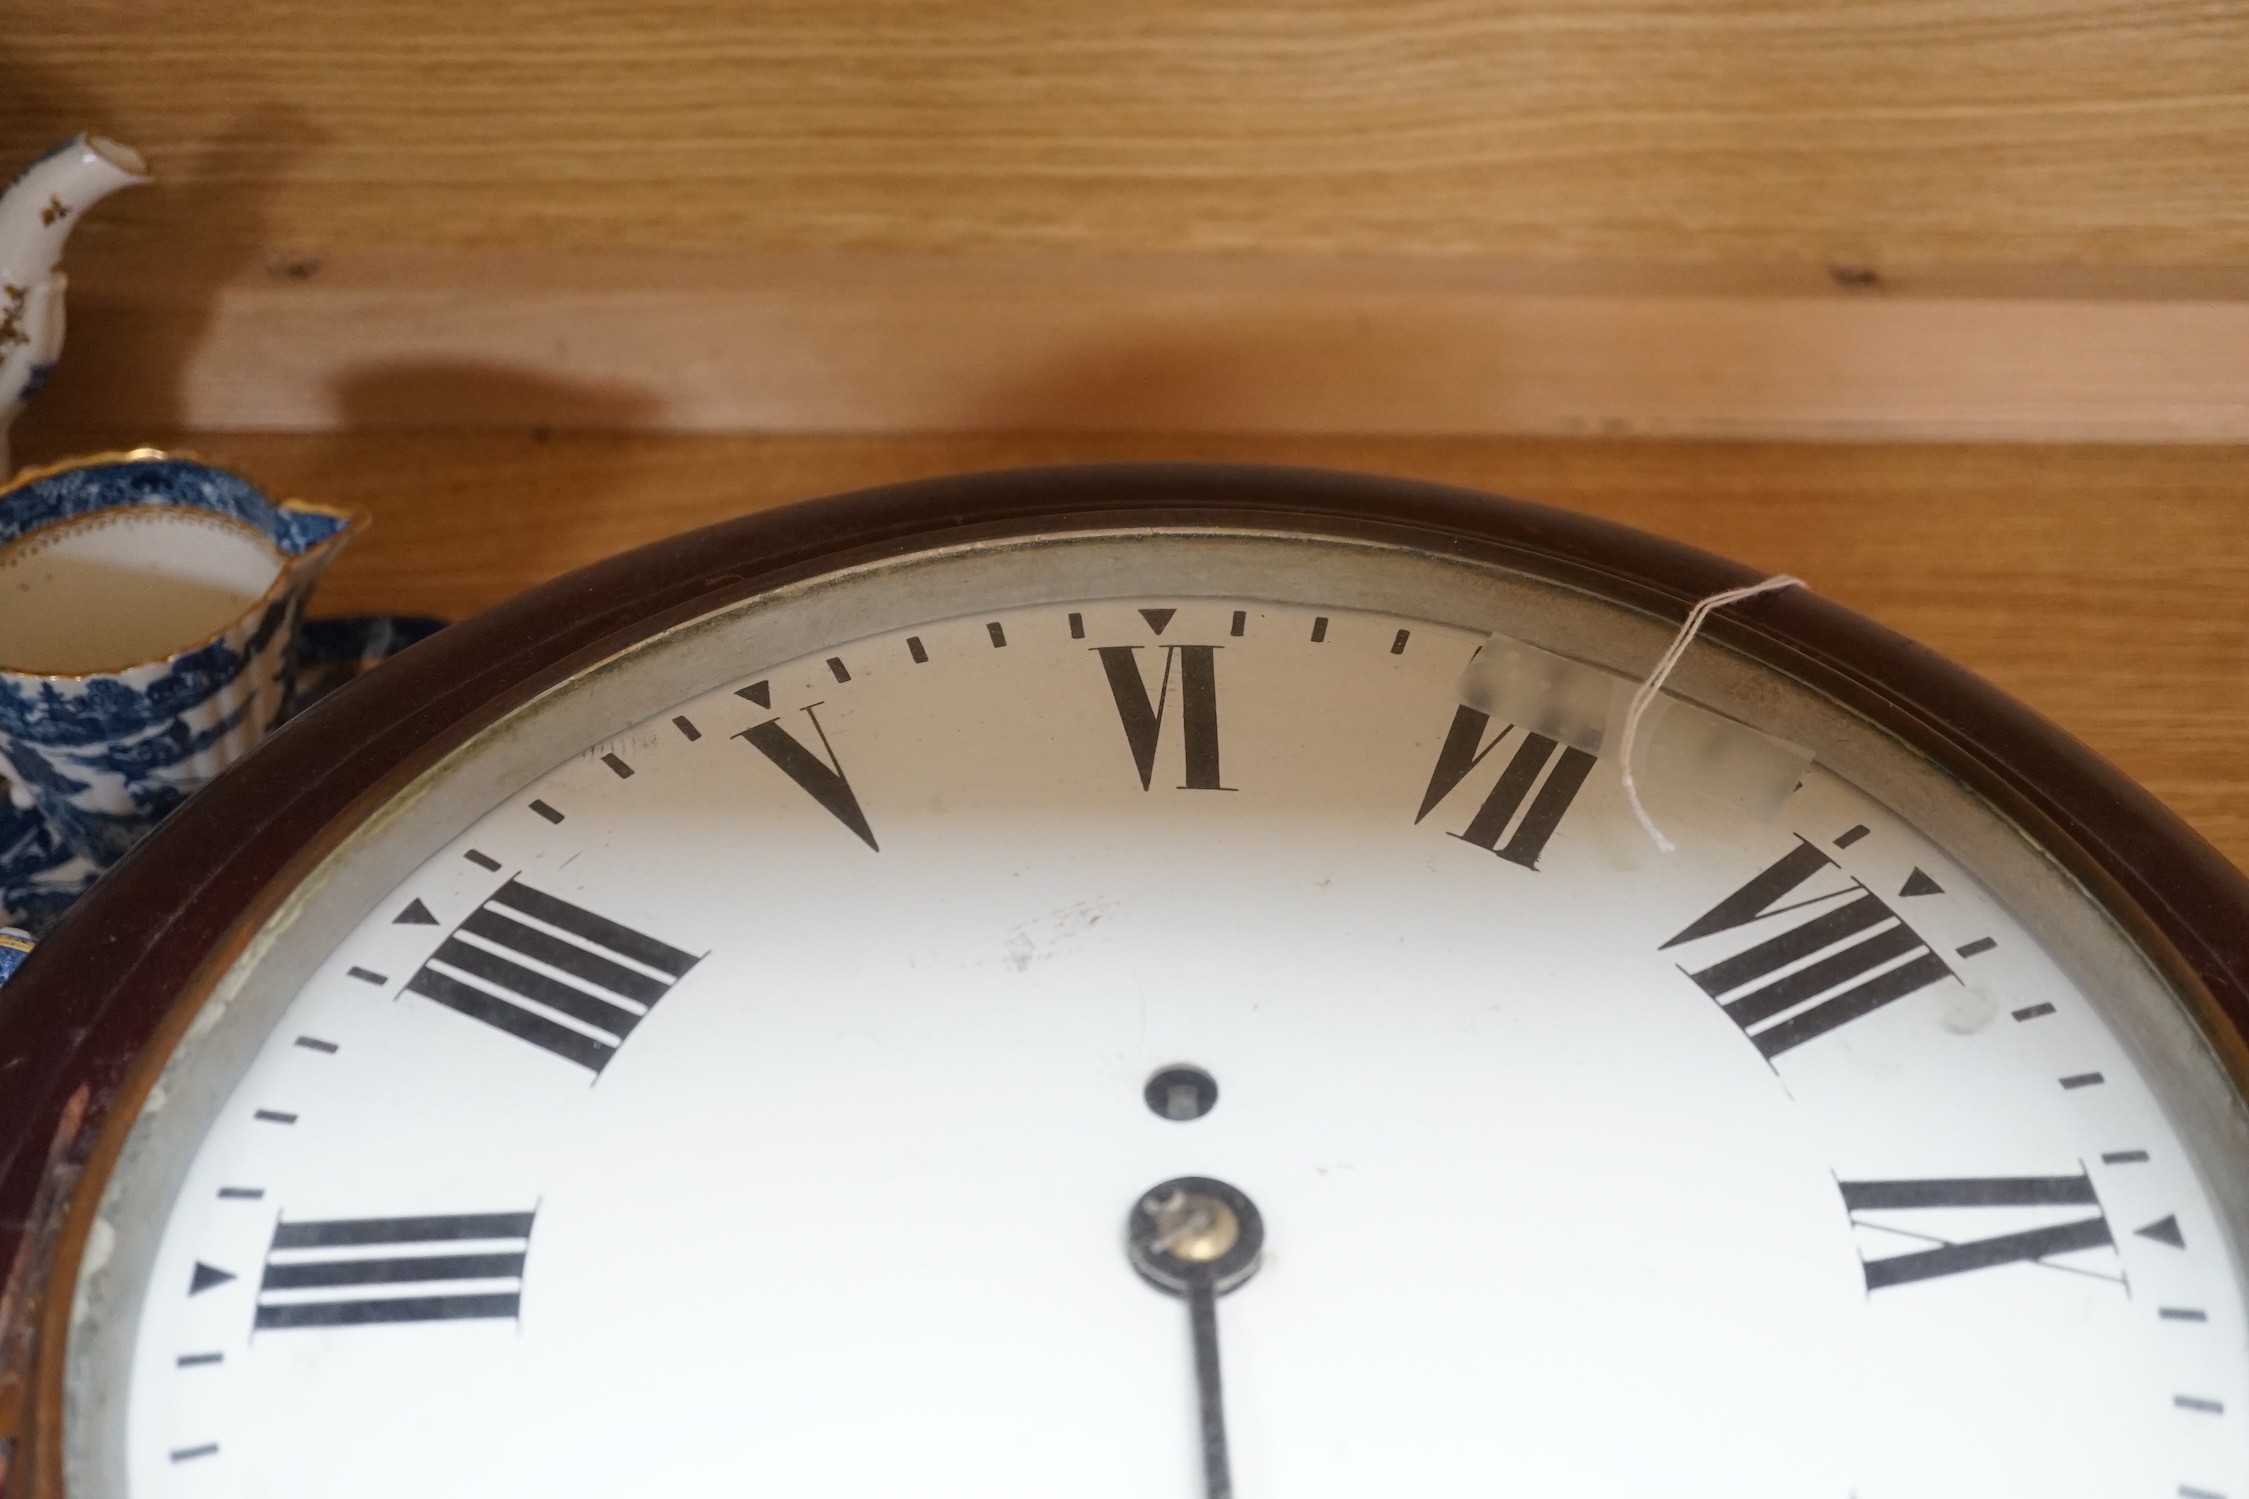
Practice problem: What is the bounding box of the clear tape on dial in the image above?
[1456,632,1812,822]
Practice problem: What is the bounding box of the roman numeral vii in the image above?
[1838,1174,2115,1292]
[1662,838,1952,1057]
[1414,706,1595,871]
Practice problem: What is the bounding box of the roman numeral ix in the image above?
[255,1211,535,1330]
[1414,706,1596,871]
[1839,1175,2115,1292]
[1096,644,1229,791]
[403,879,702,1074]
[1663,838,1953,1058]
[738,705,879,849]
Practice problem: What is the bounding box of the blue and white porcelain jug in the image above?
[0,135,149,477]
[0,452,361,928]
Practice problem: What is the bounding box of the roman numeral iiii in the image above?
[403,880,702,1073]
[1663,839,1952,1057]
[1414,706,1595,871]
[255,1211,535,1330]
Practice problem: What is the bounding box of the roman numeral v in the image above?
[1663,837,1953,1058]
[738,705,879,849]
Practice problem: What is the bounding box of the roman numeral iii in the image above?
[1662,838,1952,1057]
[403,879,702,1073]
[255,1211,535,1330]
[1837,1174,2115,1291]
[1415,706,1595,871]
[1096,644,1229,791]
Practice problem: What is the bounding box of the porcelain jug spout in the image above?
[0,136,150,477]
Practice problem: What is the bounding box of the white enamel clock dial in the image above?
[65,535,2249,1499]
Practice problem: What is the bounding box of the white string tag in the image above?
[1618,574,1806,854]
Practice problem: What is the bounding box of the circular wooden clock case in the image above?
[0,464,2244,1498]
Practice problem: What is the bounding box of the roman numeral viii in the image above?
[1096,645,1229,791]
[1838,1174,2115,1292]
[1663,838,1952,1058]
[255,1211,534,1329]
[739,705,879,850]
[1414,706,1596,871]
[403,879,702,1074]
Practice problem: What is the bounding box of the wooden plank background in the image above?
[22,423,2248,871]
[6,1,2248,440]
[29,249,2249,442]
[9,0,2246,262]
[6,4,2243,853]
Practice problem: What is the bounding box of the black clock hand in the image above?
[1127,1177,1266,1499]
[1185,1277,1231,1497]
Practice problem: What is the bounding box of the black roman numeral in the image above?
[1414,706,1596,871]
[402,879,702,1074]
[254,1211,534,1329]
[1095,645,1229,791]
[1662,838,1953,1058]
[1838,1174,2116,1292]
[737,706,879,849]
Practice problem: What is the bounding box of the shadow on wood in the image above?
[331,359,660,432]
[14,104,322,455]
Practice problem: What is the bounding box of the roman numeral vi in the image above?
[255,1211,535,1329]
[1095,645,1228,791]
[1663,838,1952,1057]
[1415,706,1595,871]
[403,879,702,1073]
[1838,1174,2115,1291]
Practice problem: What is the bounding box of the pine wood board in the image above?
[13,1,2245,444]
[6,0,2247,266]
[22,249,2249,444]
[21,425,2247,871]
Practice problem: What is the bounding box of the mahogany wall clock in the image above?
[0,464,2244,1499]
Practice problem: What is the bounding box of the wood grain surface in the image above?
[31,249,2249,443]
[10,4,2245,443]
[7,0,2247,265]
[20,423,2246,871]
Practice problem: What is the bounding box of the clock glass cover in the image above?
[43,513,2249,1499]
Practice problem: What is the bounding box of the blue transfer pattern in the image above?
[0,928,32,985]
[0,458,346,554]
[0,593,294,749]
[289,614,446,716]
[0,612,437,935]
[0,457,355,908]
[0,794,93,937]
